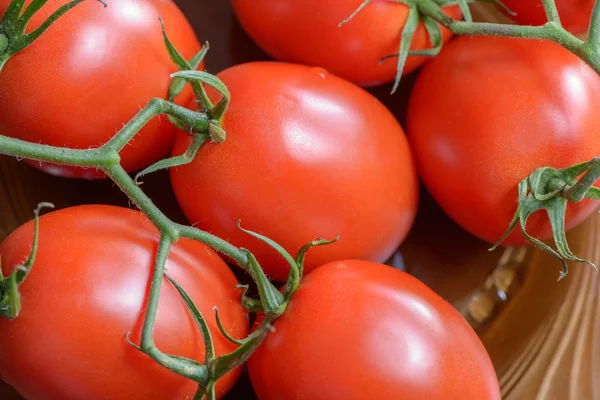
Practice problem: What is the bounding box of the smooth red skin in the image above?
[503,0,594,35]
[0,206,247,400]
[0,0,201,179]
[248,261,501,400]
[408,37,600,246]
[231,0,461,87]
[170,62,419,282]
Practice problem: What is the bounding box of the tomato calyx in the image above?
[339,0,511,93]
[492,158,600,280]
[133,37,230,184]
[0,202,53,320]
[0,0,106,71]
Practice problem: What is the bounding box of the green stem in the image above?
[587,0,600,46]
[103,98,208,153]
[541,0,561,24]
[564,158,600,202]
[0,34,7,54]
[417,0,600,75]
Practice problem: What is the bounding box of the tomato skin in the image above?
[170,62,419,282]
[407,37,600,246]
[248,260,500,400]
[502,0,594,35]
[0,205,247,400]
[0,0,201,179]
[231,0,460,86]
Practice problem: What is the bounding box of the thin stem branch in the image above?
[103,98,208,154]
[0,135,111,166]
[564,158,600,202]
[417,0,600,74]
[541,0,561,24]
[140,234,172,351]
[587,0,600,46]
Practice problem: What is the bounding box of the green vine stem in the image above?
[0,84,297,397]
[343,0,600,275]
[0,2,321,397]
[416,0,600,74]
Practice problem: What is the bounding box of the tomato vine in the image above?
[0,1,337,398]
[344,0,600,276]
[1,0,600,397]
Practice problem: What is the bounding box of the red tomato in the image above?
[502,0,594,35]
[170,62,419,282]
[0,0,201,179]
[407,36,600,246]
[231,0,461,86]
[0,205,247,400]
[248,260,501,400]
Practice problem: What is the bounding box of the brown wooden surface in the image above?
[1,1,599,399]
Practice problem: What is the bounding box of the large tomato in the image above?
[407,36,600,246]
[170,62,419,282]
[502,0,594,35]
[231,0,461,86]
[0,0,201,179]
[0,205,247,400]
[248,260,501,400]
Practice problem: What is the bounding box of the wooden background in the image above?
[1,1,600,399]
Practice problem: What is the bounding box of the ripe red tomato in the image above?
[0,0,201,179]
[502,0,594,35]
[231,0,461,86]
[170,62,419,282]
[407,36,600,247]
[0,205,247,400]
[248,260,501,400]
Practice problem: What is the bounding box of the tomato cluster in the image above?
[1,0,598,399]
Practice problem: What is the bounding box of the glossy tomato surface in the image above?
[0,0,201,179]
[0,205,247,400]
[248,260,501,400]
[231,0,460,86]
[408,36,600,246]
[170,62,419,282]
[503,0,594,35]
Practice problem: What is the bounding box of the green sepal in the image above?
[493,159,600,280]
[410,16,443,57]
[455,0,472,22]
[286,236,340,297]
[0,202,53,320]
[237,221,300,286]
[135,133,207,184]
[390,5,419,94]
[0,0,26,26]
[166,274,215,361]
[337,0,373,27]
[235,284,264,313]
[213,306,246,345]
[240,248,285,315]
[208,319,272,382]
[168,43,209,103]
[585,187,600,200]
[171,71,230,121]
[208,121,226,143]
[159,17,212,108]
[193,386,207,400]
[545,197,597,278]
